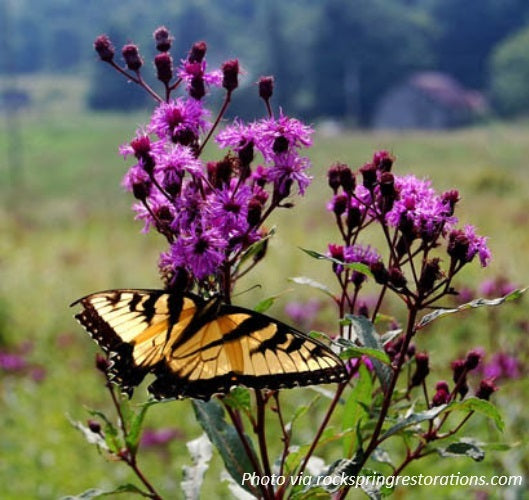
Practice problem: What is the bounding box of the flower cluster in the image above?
[96,27,313,293]
[326,151,491,319]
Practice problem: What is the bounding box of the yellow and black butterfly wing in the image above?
[73,290,347,400]
[148,303,347,400]
[72,289,203,395]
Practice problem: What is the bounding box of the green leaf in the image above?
[338,343,391,365]
[223,387,251,412]
[380,405,448,441]
[253,297,276,313]
[437,440,485,462]
[181,434,213,500]
[448,397,504,431]
[288,276,335,298]
[342,364,372,457]
[192,400,257,493]
[417,288,528,329]
[341,315,392,392]
[126,401,157,456]
[236,227,276,269]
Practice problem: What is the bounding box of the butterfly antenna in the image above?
[232,284,262,298]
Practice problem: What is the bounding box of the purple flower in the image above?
[0,351,27,372]
[216,120,260,152]
[463,225,491,267]
[148,98,209,140]
[479,276,517,298]
[267,152,312,196]
[132,189,175,233]
[481,352,521,380]
[343,244,381,266]
[167,225,227,279]
[158,144,204,178]
[284,299,321,330]
[140,427,183,448]
[178,60,223,91]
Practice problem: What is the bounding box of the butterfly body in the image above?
[73,289,347,400]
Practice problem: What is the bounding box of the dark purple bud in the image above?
[238,140,254,166]
[95,353,110,373]
[132,179,151,201]
[328,163,345,192]
[163,170,182,197]
[188,41,207,63]
[447,230,470,263]
[339,166,355,194]
[370,261,388,285]
[258,76,274,101]
[436,380,450,393]
[332,194,348,216]
[247,198,262,227]
[432,386,450,406]
[153,26,173,52]
[442,189,460,216]
[130,136,151,159]
[141,154,155,175]
[328,243,344,261]
[475,379,498,400]
[88,419,102,434]
[172,128,197,147]
[94,35,115,62]
[388,267,407,289]
[346,206,362,230]
[221,59,239,92]
[465,349,482,371]
[155,53,173,84]
[357,302,369,318]
[359,162,377,190]
[122,44,143,71]
[277,178,293,199]
[411,352,430,387]
[373,150,394,172]
[418,258,442,293]
[407,343,416,358]
[451,358,466,383]
[379,172,395,197]
[272,136,289,154]
[189,75,206,100]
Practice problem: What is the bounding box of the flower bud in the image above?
[188,41,207,63]
[155,53,173,84]
[359,162,377,190]
[247,198,262,227]
[411,352,430,387]
[88,419,102,434]
[475,379,498,400]
[464,349,482,371]
[447,230,470,263]
[346,206,362,230]
[94,35,115,62]
[222,59,239,92]
[272,136,289,154]
[328,163,345,192]
[132,179,151,201]
[95,353,110,373]
[373,150,394,172]
[388,267,407,289]
[339,166,355,194]
[432,382,451,406]
[130,136,151,159]
[442,189,460,216]
[153,26,173,52]
[332,194,348,216]
[258,76,274,101]
[238,140,254,166]
[418,258,441,293]
[370,261,388,285]
[379,172,395,197]
[451,358,466,383]
[189,75,206,100]
[122,44,143,71]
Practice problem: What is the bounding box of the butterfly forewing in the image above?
[73,289,347,400]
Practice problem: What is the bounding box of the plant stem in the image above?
[255,390,274,498]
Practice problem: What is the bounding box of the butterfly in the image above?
[72,289,347,400]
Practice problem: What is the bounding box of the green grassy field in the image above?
[1,110,528,499]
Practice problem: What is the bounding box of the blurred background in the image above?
[1,0,528,498]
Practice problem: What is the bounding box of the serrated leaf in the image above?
[437,441,485,461]
[417,288,528,329]
[341,315,392,392]
[343,364,372,457]
[448,397,504,431]
[289,276,335,298]
[181,434,213,500]
[192,400,257,493]
[223,387,251,412]
[380,405,448,441]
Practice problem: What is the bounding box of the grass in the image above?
[1,109,528,499]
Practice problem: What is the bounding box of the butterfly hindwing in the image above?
[73,289,347,400]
